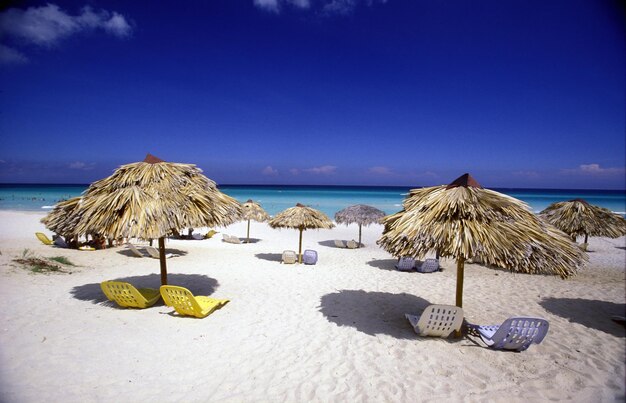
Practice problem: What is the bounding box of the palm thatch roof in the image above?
[378,173,587,311]
[241,199,270,242]
[335,204,386,247]
[540,199,626,242]
[40,196,83,237]
[269,203,334,263]
[41,154,242,284]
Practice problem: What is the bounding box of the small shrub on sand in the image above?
[13,249,73,274]
[49,256,76,266]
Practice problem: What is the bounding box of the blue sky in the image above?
[0,0,624,189]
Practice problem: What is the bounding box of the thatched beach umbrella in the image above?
[241,199,270,243]
[41,196,83,240]
[540,199,626,247]
[43,154,242,285]
[378,173,587,311]
[269,203,335,263]
[335,204,385,248]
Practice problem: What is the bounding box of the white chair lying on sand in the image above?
[346,240,359,249]
[228,235,242,244]
[127,243,145,258]
[416,258,440,273]
[222,234,231,242]
[405,305,464,338]
[145,245,177,259]
[303,249,318,265]
[466,317,549,351]
[334,239,346,248]
[282,250,297,264]
[395,257,415,271]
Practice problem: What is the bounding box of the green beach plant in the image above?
[13,249,74,274]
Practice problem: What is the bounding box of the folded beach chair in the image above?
[127,243,145,257]
[159,285,229,318]
[466,317,549,352]
[334,239,346,248]
[205,229,219,239]
[53,236,68,248]
[303,249,318,265]
[346,240,359,249]
[395,256,415,271]
[192,233,204,240]
[282,250,297,264]
[228,235,242,244]
[145,245,177,259]
[405,305,464,338]
[100,281,160,309]
[35,232,53,245]
[222,234,230,242]
[416,258,439,273]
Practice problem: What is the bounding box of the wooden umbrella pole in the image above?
[358,224,362,248]
[159,236,168,285]
[298,227,303,263]
[455,256,465,308]
[247,219,251,243]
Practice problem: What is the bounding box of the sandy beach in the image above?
[0,210,624,402]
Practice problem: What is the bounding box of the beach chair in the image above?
[282,250,297,264]
[192,233,204,240]
[100,281,160,309]
[466,317,549,352]
[395,257,415,271]
[346,240,359,249]
[229,235,242,244]
[53,236,68,248]
[127,243,145,257]
[145,245,177,259]
[159,285,229,318]
[334,240,346,248]
[405,305,464,338]
[35,232,53,245]
[205,229,219,239]
[416,258,439,273]
[222,234,230,242]
[303,249,318,265]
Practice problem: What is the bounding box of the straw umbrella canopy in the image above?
[268,203,335,263]
[540,199,626,245]
[378,173,587,310]
[241,199,270,243]
[42,154,242,285]
[41,196,83,240]
[335,204,386,248]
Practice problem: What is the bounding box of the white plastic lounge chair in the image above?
[145,245,176,259]
[405,305,464,338]
[222,234,230,242]
[282,250,297,264]
[416,258,439,273]
[229,235,242,244]
[127,243,145,258]
[395,257,415,271]
[192,233,204,240]
[53,236,68,248]
[346,240,359,249]
[334,239,346,248]
[466,317,549,351]
[303,249,318,265]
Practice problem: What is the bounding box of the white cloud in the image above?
[368,166,392,175]
[0,44,28,64]
[562,164,625,175]
[289,168,300,175]
[304,165,337,174]
[253,0,310,13]
[261,166,278,176]
[254,0,384,14]
[0,4,132,61]
[68,161,95,170]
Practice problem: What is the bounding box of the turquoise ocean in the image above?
[1,184,624,218]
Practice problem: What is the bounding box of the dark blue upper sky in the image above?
[0,0,624,188]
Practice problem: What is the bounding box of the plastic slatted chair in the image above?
[467,317,549,352]
[100,281,160,309]
[346,240,359,249]
[145,245,176,259]
[282,250,297,264]
[303,249,318,265]
[417,258,439,273]
[395,257,415,271]
[35,232,53,245]
[160,285,229,318]
[127,243,144,257]
[405,305,464,338]
[334,240,346,248]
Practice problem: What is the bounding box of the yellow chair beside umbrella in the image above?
[160,285,229,318]
[35,232,53,245]
[100,281,160,308]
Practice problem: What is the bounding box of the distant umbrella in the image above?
[42,154,242,285]
[540,199,626,247]
[378,173,587,312]
[335,204,385,248]
[269,203,335,263]
[241,199,270,243]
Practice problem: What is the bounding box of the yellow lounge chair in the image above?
[35,232,53,245]
[100,281,160,309]
[160,285,229,318]
[205,229,219,239]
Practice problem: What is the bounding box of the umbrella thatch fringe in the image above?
[269,204,334,230]
[540,199,626,239]
[241,199,270,222]
[335,204,385,226]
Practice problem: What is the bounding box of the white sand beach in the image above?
[0,210,624,402]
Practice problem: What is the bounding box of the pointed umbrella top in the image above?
[446,173,482,189]
[144,153,165,164]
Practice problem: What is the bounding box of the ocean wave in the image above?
[42,206,54,209]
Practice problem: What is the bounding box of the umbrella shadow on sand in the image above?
[540,297,626,338]
[70,273,220,306]
[255,253,283,262]
[319,290,436,340]
[318,240,341,248]
[116,248,188,258]
[366,259,403,271]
